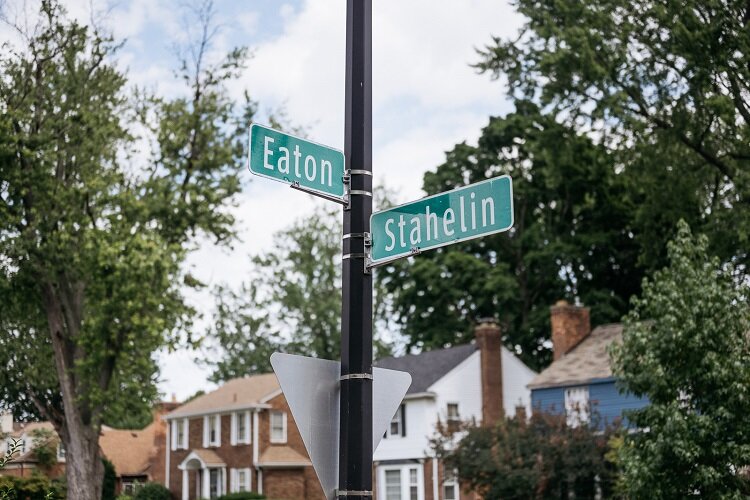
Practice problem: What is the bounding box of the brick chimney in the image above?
[475,319,503,426]
[550,300,591,360]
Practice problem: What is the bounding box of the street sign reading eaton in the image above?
[370,175,513,264]
[248,124,346,198]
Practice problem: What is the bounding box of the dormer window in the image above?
[387,404,406,438]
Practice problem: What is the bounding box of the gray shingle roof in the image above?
[527,323,622,389]
[375,343,478,394]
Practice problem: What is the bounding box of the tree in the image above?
[431,412,620,499]
[476,0,750,276]
[0,1,250,497]
[380,103,640,369]
[610,221,750,497]
[205,204,394,382]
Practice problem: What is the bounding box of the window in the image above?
[204,415,221,447]
[231,468,251,492]
[443,472,458,500]
[387,404,405,437]
[209,468,221,499]
[232,411,251,445]
[564,386,590,427]
[385,470,401,500]
[171,419,188,450]
[57,442,66,461]
[379,466,423,500]
[446,403,460,422]
[270,411,287,443]
[409,468,418,500]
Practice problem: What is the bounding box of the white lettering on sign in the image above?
[380,194,498,250]
[262,139,335,188]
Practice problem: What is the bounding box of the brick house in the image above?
[163,373,324,500]
[0,403,175,494]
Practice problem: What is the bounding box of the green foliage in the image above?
[476,0,750,277]
[610,221,750,497]
[102,458,117,500]
[0,475,64,500]
[381,103,639,369]
[217,492,265,500]
[132,482,171,500]
[432,412,620,499]
[205,206,392,382]
[29,429,57,470]
[0,439,22,468]
[0,0,252,495]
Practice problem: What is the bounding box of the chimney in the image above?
[0,412,13,434]
[475,319,503,426]
[550,300,591,360]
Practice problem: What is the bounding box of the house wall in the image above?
[531,379,649,428]
[501,347,536,417]
[373,398,436,462]
[431,352,482,426]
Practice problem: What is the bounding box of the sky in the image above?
[0,0,523,401]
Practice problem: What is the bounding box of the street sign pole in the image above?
[339,0,373,499]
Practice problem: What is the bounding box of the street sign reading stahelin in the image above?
[248,123,346,199]
[369,175,513,265]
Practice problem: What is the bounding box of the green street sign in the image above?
[248,124,346,198]
[369,175,513,265]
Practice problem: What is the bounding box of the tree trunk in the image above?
[41,282,104,500]
[61,422,104,500]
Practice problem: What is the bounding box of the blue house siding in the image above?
[530,386,565,414]
[589,378,648,427]
[531,378,648,428]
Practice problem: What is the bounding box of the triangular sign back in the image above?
[270,352,411,500]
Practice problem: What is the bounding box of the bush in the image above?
[133,482,172,500]
[218,493,265,500]
[102,458,117,500]
[0,474,65,500]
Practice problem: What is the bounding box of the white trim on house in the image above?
[164,403,272,421]
[403,391,437,400]
[259,388,283,404]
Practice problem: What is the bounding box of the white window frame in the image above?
[230,467,252,493]
[56,442,66,462]
[377,464,424,500]
[231,411,251,446]
[564,386,590,427]
[443,471,459,500]
[446,403,460,422]
[203,414,221,448]
[171,419,189,450]
[387,404,404,438]
[270,411,287,444]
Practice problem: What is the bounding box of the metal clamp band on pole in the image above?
[348,169,373,176]
[336,490,373,497]
[342,253,368,260]
[339,373,373,381]
[349,190,372,197]
[343,232,369,240]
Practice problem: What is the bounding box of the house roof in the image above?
[99,424,159,476]
[528,323,623,389]
[258,446,311,467]
[166,373,280,419]
[375,343,478,394]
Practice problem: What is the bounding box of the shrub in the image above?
[133,482,172,500]
[102,458,117,500]
[218,493,265,500]
[0,475,65,500]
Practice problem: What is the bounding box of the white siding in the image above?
[502,347,536,417]
[430,351,483,424]
[374,397,435,461]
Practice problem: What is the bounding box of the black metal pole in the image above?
[339,0,372,499]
